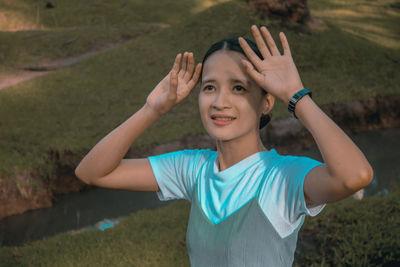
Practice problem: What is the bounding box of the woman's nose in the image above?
[212,89,231,110]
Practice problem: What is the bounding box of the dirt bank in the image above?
[1,94,399,220]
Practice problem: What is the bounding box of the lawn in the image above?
[0,0,399,265]
[0,0,398,178]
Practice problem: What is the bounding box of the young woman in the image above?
[75,25,373,266]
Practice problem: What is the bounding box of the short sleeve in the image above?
[280,155,326,222]
[148,149,212,201]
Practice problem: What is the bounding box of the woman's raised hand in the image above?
[238,25,304,105]
[146,52,202,116]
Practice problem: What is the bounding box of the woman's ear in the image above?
[262,92,275,115]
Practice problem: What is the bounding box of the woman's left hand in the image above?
[238,25,304,105]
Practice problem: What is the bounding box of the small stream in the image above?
[1,127,399,247]
[0,189,172,247]
[292,127,400,197]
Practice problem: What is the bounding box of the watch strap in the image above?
[288,88,312,119]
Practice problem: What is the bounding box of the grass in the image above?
[0,189,398,266]
[0,0,399,180]
[309,0,400,49]
[0,0,230,73]
[0,0,261,177]
[0,23,164,74]
[294,188,400,266]
[0,200,192,266]
[0,0,230,30]
[0,1,399,264]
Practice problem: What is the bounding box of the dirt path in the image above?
[0,23,170,91]
[0,43,120,91]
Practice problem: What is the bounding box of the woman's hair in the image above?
[200,37,271,129]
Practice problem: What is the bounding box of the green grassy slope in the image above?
[0,0,399,178]
[1,0,228,29]
[309,0,400,50]
[0,23,164,74]
[0,0,229,73]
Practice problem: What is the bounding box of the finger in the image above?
[171,53,181,74]
[169,65,178,100]
[251,25,271,58]
[184,52,195,81]
[260,26,280,56]
[241,59,265,88]
[168,53,181,98]
[179,52,188,79]
[238,37,263,70]
[279,32,291,56]
[187,63,202,90]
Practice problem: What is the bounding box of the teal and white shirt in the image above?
[148,148,326,239]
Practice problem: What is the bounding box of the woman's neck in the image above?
[215,134,266,172]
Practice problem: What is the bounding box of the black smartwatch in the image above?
[288,88,312,119]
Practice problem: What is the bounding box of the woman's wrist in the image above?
[142,103,163,119]
[287,88,312,119]
[281,83,304,106]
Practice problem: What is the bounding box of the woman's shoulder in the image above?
[164,148,216,165]
[265,148,321,166]
[151,148,216,158]
[180,148,217,158]
[266,148,297,160]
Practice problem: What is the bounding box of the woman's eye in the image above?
[203,85,214,91]
[233,85,246,92]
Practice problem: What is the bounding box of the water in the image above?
[0,127,399,247]
[0,189,171,247]
[291,127,400,197]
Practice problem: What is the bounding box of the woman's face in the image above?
[198,50,269,142]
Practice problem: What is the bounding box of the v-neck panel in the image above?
[193,186,285,238]
[213,150,271,181]
[194,185,258,227]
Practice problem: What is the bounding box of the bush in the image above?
[295,189,400,266]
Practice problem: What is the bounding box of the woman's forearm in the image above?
[294,95,373,191]
[75,53,201,184]
[75,104,160,183]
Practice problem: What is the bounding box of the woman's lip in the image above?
[212,118,235,126]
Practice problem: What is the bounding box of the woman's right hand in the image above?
[145,52,202,116]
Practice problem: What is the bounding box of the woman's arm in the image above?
[75,52,202,190]
[74,105,160,186]
[293,95,373,204]
[239,25,373,205]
